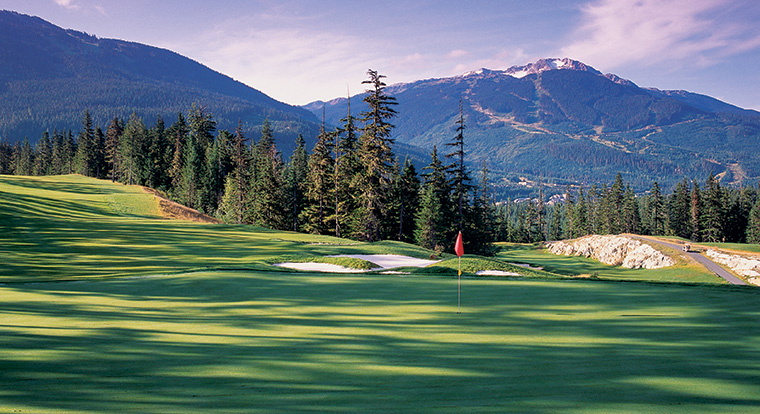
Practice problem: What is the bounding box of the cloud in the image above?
[53,0,79,9]
[561,0,760,70]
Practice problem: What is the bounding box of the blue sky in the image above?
[2,0,760,109]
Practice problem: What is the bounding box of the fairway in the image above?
[3,174,760,413]
[2,272,759,413]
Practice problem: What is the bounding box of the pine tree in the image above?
[118,114,146,185]
[621,184,640,234]
[284,134,309,231]
[300,126,335,234]
[145,117,171,190]
[646,181,666,235]
[668,178,692,238]
[690,181,703,242]
[572,186,588,237]
[33,132,52,176]
[415,147,449,250]
[746,199,760,244]
[445,101,472,234]
[334,97,361,238]
[74,110,97,177]
[0,140,13,174]
[396,158,420,243]
[14,137,34,176]
[222,120,251,225]
[250,119,286,229]
[104,117,123,182]
[355,69,398,242]
[701,173,724,242]
[466,162,496,255]
[179,133,203,209]
[562,186,574,239]
[168,113,188,192]
[94,127,106,179]
[64,130,76,175]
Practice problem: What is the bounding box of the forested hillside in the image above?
[307,59,760,194]
[0,10,320,156]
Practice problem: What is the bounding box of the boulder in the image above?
[547,235,675,269]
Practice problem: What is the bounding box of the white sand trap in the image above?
[273,262,366,273]
[274,254,441,273]
[476,270,522,276]
[328,254,441,269]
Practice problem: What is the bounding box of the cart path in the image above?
[633,236,747,285]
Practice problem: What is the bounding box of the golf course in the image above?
[2,175,760,413]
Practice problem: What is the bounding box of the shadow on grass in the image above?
[1,274,759,413]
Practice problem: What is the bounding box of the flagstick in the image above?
[458,256,461,314]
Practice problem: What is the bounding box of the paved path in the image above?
[633,236,748,285]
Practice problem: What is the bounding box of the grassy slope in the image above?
[496,243,722,284]
[2,272,759,414]
[0,175,445,281]
[3,175,760,413]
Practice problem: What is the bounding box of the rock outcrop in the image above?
[706,250,760,286]
[547,235,675,269]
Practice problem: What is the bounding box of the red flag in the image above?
[454,231,464,257]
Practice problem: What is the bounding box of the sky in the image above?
[2,0,760,109]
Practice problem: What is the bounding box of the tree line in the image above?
[0,70,496,255]
[497,172,760,244]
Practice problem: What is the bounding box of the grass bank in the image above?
[497,242,721,284]
[1,271,758,413]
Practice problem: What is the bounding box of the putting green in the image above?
[1,272,759,413]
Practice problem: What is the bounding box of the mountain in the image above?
[306,58,760,195]
[0,10,320,153]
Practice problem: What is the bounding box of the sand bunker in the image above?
[274,254,441,273]
[475,270,522,276]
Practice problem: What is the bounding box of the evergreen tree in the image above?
[355,69,398,242]
[250,119,286,229]
[621,184,640,234]
[395,158,420,243]
[690,181,703,241]
[168,113,188,192]
[188,105,216,211]
[605,173,625,233]
[219,173,244,224]
[94,127,106,178]
[572,186,588,237]
[548,206,563,241]
[64,130,76,175]
[334,97,361,238]
[33,132,52,176]
[445,101,472,234]
[50,130,65,175]
[701,173,724,242]
[179,133,203,209]
[668,178,692,238]
[746,199,760,244]
[104,117,123,182]
[284,134,309,231]
[0,140,13,174]
[145,117,171,190]
[221,121,251,225]
[466,162,496,255]
[646,181,666,235]
[415,147,449,250]
[74,110,97,177]
[562,186,574,239]
[300,126,335,234]
[14,137,34,176]
[724,188,752,243]
[118,114,146,186]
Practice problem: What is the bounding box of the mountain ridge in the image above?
[305,57,760,194]
[0,10,320,153]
